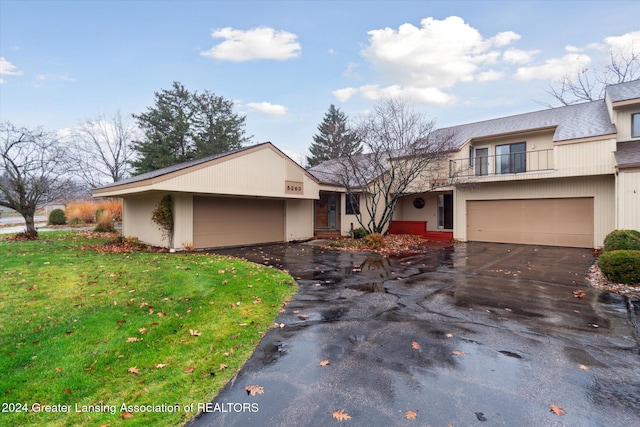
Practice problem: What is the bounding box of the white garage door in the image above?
[193,196,284,249]
[467,198,594,248]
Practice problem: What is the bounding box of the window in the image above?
[496,142,526,174]
[632,113,640,138]
[345,194,360,215]
[472,146,489,176]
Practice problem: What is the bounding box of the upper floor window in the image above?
[496,142,526,174]
[632,113,640,138]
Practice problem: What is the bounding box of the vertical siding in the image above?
[393,193,439,230]
[617,170,640,230]
[614,108,640,141]
[285,199,314,241]
[454,176,615,247]
[554,139,617,176]
[123,194,165,247]
[173,193,193,249]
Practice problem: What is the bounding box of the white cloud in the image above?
[246,101,288,116]
[362,16,520,88]
[32,73,76,88]
[502,48,540,64]
[201,27,301,61]
[477,70,504,82]
[0,57,22,83]
[490,31,521,47]
[564,44,583,53]
[333,84,455,105]
[514,53,591,81]
[604,30,640,57]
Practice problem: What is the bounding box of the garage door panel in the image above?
[467,198,593,248]
[193,196,284,249]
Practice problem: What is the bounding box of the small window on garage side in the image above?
[632,113,640,138]
[346,194,360,215]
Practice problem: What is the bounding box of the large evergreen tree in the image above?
[306,104,361,167]
[130,82,251,175]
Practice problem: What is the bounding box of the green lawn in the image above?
[0,231,297,426]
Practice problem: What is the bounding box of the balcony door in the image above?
[473,146,489,176]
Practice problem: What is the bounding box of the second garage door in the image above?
[467,198,594,248]
[193,196,284,249]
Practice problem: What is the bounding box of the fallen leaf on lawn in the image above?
[138,327,147,334]
[55,367,62,372]
[128,367,139,374]
[579,364,589,371]
[219,364,228,371]
[189,329,202,337]
[405,410,417,420]
[64,388,71,394]
[157,311,165,317]
[411,341,420,350]
[253,298,262,304]
[452,350,466,356]
[332,409,351,421]
[184,367,195,373]
[27,285,38,291]
[245,385,264,396]
[549,404,566,415]
[154,363,168,369]
[319,360,330,366]
[121,411,134,419]
[126,337,139,343]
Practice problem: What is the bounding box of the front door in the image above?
[315,193,339,229]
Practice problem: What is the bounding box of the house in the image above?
[92,143,319,249]
[309,79,640,249]
[94,80,639,250]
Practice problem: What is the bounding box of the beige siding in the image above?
[285,199,314,241]
[617,170,640,230]
[393,193,440,230]
[162,147,318,199]
[455,176,615,248]
[613,107,640,141]
[173,193,193,250]
[554,138,617,176]
[122,194,165,247]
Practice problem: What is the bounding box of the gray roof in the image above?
[308,153,379,187]
[97,142,270,190]
[615,140,640,167]
[606,79,640,103]
[434,100,617,149]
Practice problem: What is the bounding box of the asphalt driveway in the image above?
[188,242,640,427]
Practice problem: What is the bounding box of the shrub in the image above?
[65,199,123,224]
[352,227,369,239]
[93,210,115,232]
[598,250,640,285]
[364,233,386,250]
[48,209,67,225]
[603,229,640,252]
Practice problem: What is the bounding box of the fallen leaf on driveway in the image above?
[332,409,351,421]
[579,364,588,370]
[572,290,586,298]
[452,350,466,356]
[445,333,453,338]
[245,385,264,396]
[405,410,417,419]
[411,341,420,350]
[549,404,566,415]
[319,360,330,366]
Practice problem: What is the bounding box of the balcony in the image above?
[449,148,553,178]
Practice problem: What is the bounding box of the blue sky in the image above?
[1,0,639,164]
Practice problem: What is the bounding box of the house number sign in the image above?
[285,181,304,195]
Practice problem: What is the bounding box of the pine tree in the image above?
[307,104,361,167]
[130,82,251,175]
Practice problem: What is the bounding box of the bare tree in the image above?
[0,122,71,238]
[66,110,137,188]
[332,98,454,234]
[546,48,639,106]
